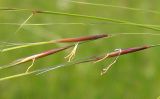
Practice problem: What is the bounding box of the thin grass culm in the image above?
[1,8,160,31]
[1,22,160,28]
[70,1,160,15]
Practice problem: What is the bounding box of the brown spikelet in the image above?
[56,34,109,43]
[0,45,73,70]
[17,45,73,64]
[34,45,73,59]
[94,45,150,61]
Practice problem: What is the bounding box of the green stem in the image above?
[37,11,160,31]
[1,8,160,31]
[1,41,53,52]
[0,72,33,81]
[70,1,160,15]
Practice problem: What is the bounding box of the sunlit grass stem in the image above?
[0,8,160,31]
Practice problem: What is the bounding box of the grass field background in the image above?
[0,0,160,99]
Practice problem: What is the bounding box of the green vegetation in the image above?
[0,0,160,99]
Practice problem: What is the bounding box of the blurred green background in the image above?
[0,0,160,99]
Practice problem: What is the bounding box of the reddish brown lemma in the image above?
[70,45,151,65]
[108,45,150,57]
[0,45,73,70]
[56,34,109,43]
[72,44,160,66]
[33,45,73,59]
[94,45,151,61]
[18,45,74,64]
